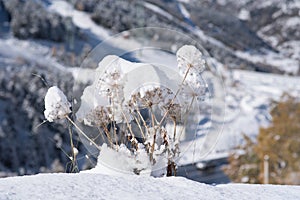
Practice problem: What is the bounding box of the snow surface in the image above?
[48,0,110,39]
[0,38,70,72]
[82,143,152,176]
[235,50,299,74]
[49,0,141,51]
[0,173,299,200]
[144,2,173,20]
[178,3,191,19]
[238,9,251,21]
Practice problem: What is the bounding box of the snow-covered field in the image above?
[0,173,299,200]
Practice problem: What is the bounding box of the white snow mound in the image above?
[44,86,71,122]
[0,173,299,200]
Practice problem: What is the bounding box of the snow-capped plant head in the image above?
[44,86,71,122]
[176,45,206,75]
[176,45,207,101]
[44,86,102,153]
[75,57,132,127]
[83,105,111,127]
[96,61,125,100]
[128,86,179,115]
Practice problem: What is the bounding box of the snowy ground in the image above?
[0,173,299,200]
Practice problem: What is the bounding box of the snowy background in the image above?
[0,0,300,198]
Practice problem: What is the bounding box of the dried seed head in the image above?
[176,45,206,74]
[83,106,111,126]
[44,86,71,122]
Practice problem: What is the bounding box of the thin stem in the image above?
[120,108,135,138]
[115,90,138,146]
[113,121,118,146]
[101,124,114,147]
[149,106,159,163]
[96,127,106,143]
[136,107,149,133]
[179,96,195,140]
[150,107,156,127]
[150,131,156,163]
[68,119,77,172]
[118,107,139,150]
[133,114,146,140]
[137,110,148,128]
[66,116,101,151]
[173,120,177,142]
[110,98,119,146]
[135,107,152,153]
[159,66,192,126]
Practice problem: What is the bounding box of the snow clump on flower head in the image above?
[176,45,207,100]
[176,45,206,74]
[44,86,71,122]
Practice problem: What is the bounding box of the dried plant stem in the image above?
[159,66,192,126]
[150,131,156,163]
[66,116,101,151]
[96,127,107,144]
[168,96,195,172]
[167,160,176,176]
[101,124,114,147]
[136,108,149,133]
[112,121,119,146]
[149,107,158,162]
[173,120,177,142]
[150,108,156,127]
[110,99,119,146]
[133,115,146,140]
[119,108,140,149]
[67,119,77,172]
[116,91,138,146]
[120,109,134,137]
[179,96,195,139]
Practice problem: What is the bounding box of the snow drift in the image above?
[0,173,299,200]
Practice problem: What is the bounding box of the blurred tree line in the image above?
[224,96,300,185]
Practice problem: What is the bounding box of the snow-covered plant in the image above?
[176,45,206,101]
[44,86,71,122]
[44,45,207,177]
[44,86,101,151]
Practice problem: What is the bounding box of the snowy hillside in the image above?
[176,65,300,166]
[0,173,299,200]
[51,0,299,75]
